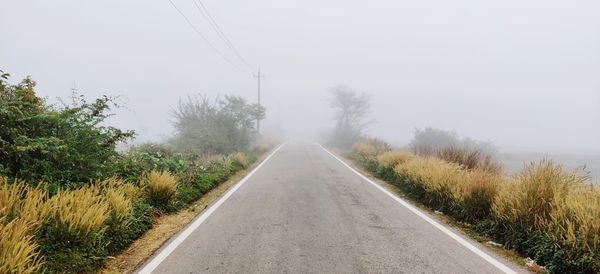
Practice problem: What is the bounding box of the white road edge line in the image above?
[137,143,287,274]
[319,144,518,274]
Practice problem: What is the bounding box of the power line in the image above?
[191,0,254,70]
[167,0,252,75]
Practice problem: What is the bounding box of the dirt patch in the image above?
[100,167,252,273]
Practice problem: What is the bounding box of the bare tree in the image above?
[329,85,371,148]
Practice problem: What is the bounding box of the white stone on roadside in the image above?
[486,241,503,248]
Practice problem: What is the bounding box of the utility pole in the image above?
[254,68,265,134]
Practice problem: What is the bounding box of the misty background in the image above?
[2,0,599,179]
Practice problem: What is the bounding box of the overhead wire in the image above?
[167,0,253,75]
[191,0,255,70]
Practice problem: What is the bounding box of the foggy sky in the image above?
[2,0,600,153]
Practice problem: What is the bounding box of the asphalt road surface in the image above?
[139,142,525,274]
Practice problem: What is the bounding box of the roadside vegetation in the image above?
[350,132,600,273]
[0,71,271,273]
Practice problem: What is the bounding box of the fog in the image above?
[2,1,600,155]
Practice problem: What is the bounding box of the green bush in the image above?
[114,143,188,182]
[0,73,133,186]
[103,202,152,254]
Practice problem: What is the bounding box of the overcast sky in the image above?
[2,0,599,153]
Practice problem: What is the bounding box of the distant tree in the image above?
[328,85,371,148]
[170,94,265,155]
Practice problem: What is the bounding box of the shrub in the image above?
[143,171,177,207]
[103,201,153,254]
[409,128,459,156]
[0,73,134,186]
[114,143,188,182]
[0,218,43,274]
[409,128,498,158]
[437,146,502,174]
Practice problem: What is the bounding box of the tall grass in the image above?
[230,152,250,168]
[49,185,110,242]
[492,161,600,271]
[549,186,600,252]
[395,157,466,209]
[104,187,133,227]
[0,218,43,274]
[493,161,583,235]
[1,178,52,229]
[353,137,390,159]
[0,177,25,219]
[19,187,53,230]
[0,179,45,274]
[376,150,414,168]
[143,170,177,206]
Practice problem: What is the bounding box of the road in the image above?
[139,142,525,274]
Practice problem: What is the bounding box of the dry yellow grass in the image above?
[493,160,600,255]
[99,177,142,201]
[392,156,502,222]
[352,143,378,158]
[493,161,583,230]
[230,152,250,168]
[19,187,53,230]
[549,186,600,252]
[395,157,466,198]
[454,169,502,201]
[376,150,414,168]
[0,177,25,218]
[0,178,52,230]
[143,171,177,206]
[49,185,110,239]
[105,187,133,227]
[0,218,43,274]
[0,178,45,274]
